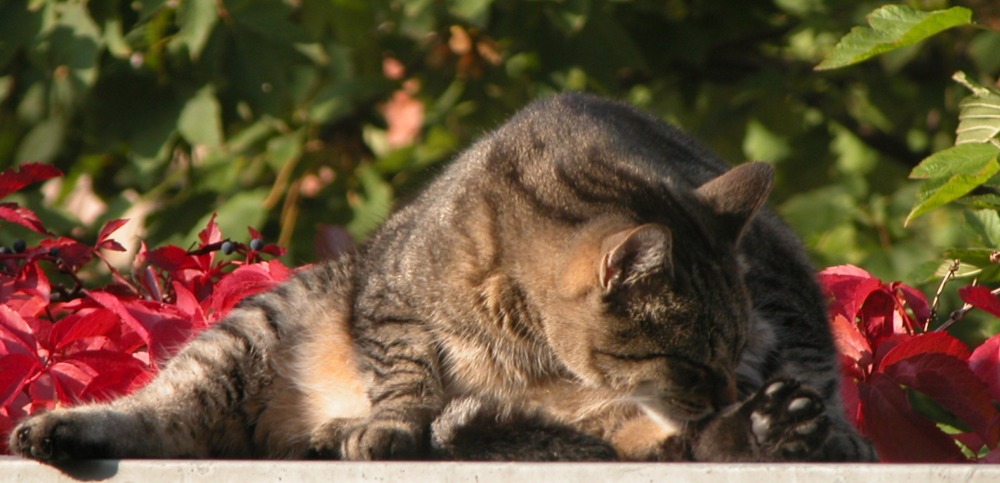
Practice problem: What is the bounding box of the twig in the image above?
[927,259,961,331]
[936,282,1000,332]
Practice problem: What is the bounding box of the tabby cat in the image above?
[9,94,875,463]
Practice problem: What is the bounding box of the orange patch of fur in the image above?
[297,310,371,428]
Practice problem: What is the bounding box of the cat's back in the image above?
[474,94,728,189]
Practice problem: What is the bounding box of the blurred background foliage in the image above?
[2,0,1000,339]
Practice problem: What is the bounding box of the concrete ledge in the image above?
[3,457,999,483]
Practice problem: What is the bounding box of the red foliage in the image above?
[821,265,1000,462]
[0,163,60,235]
[0,165,291,454]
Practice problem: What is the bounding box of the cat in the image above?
[9,93,876,463]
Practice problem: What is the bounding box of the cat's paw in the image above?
[339,419,422,460]
[748,379,830,460]
[306,418,352,459]
[10,412,111,463]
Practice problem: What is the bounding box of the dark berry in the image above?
[48,247,60,257]
[12,240,26,253]
[249,238,264,251]
[220,241,235,255]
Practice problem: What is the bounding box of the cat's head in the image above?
[545,162,773,423]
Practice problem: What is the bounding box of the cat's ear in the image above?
[694,161,773,243]
[598,224,673,292]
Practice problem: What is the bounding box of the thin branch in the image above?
[936,281,1000,332]
[926,259,961,331]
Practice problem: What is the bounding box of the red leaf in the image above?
[40,237,94,271]
[895,283,931,326]
[0,305,38,357]
[0,264,50,318]
[198,214,223,246]
[840,369,862,428]
[69,350,153,402]
[0,353,40,408]
[954,432,988,455]
[831,313,872,369]
[125,299,195,362]
[878,332,970,369]
[0,203,50,234]
[50,308,121,352]
[207,262,287,317]
[882,350,999,444]
[983,445,1000,463]
[970,334,1000,402]
[26,372,55,408]
[0,162,62,199]
[858,290,917,343]
[959,286,1000,318]
[171,281,207,328]
[819,265,884,323]
[48,360,96,404]
[860,372,967,462]
[94,218,128,252]
[0,391,30,454]
[85,291,152,350]
[96,219,129,247]
[146,245,200,272]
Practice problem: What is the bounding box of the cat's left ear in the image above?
[694,162,773,244]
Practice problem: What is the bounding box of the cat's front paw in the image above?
[306,418,352,459]
[10,413,111,463]
[340,419,422,460]
[748,379,830,460]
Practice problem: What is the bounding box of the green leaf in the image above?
[964,210,1000,247]
[16,117,64,164]
[0,0,43,69]
[265,130,303,172]
[943,248,999,267]
[910,143,1000,179]
[175,0,219,60]
[953,72,1000,145]
[932,260,982,280]
[177,85,223,148]
[906,150,1000,225]
[546,0,591,34]
[102,17,132,59]
[346,164,393,240]
[188,188,270,243]
[227,0,308,44]
[46,2,102,86]
[958,194,1000,210]
[449,0,493,27]
[815,5,972,70]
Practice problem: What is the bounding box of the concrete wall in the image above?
[4,458,1000,483]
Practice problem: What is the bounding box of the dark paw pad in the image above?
[750,380,829,458]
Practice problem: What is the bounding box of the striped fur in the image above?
[10,94,875,463]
